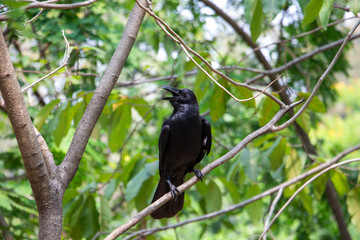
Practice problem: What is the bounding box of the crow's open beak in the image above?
[161,86,180,101]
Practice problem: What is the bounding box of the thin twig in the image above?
[135,0,285,106]
[21,30,70,93]
[237,16,356,66]
[120,144,360,239]
[262,187,283,240]
[271,19,360,131]
[258,158,360,239]
[26,8,44,24]
[246,33,360,84]
[104,99,305,240]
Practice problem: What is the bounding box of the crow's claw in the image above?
[166,178,181,200]
[193,169,205,181]
[169,185,180,200]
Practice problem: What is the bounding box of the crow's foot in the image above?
[193,169,205,181]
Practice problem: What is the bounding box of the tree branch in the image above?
[259,158,360,239]
[104,99,304,240]
[0,0,99,21]
[0,26,62,239]
[59,0,148,190]
[122,144,360,239]
[199,1,354,238]
[247,33,360,84]
[271,19,360,132]
[135,0,285,107]
[0,215,13,240]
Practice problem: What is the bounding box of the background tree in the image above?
[0,0,360,239]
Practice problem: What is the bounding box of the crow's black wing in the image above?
[195,116,212,164]
[158,119,170,178]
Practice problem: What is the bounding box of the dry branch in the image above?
[122,144,360,239]
[104,99,304,240]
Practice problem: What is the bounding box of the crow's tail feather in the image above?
[150,178,184,219]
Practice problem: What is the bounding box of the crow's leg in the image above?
[192,169,205,181]
[165,173,180,200]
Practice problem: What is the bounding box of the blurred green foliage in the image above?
[1,0,360,239]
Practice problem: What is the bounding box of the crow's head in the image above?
[162,86,198,109]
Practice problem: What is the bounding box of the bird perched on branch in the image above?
[151,86,212,219]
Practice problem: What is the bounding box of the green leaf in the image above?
[175,51,186,81]
[210,79,229,122]
[52,102,70,146]
[262,0,286,21]
[194,64,211,102]
[234,86,256,108]
[302,0,324,28]
[2,0,29,8]
[135,176,154,211]
[205,180,222,212]
[258,96,279,126]
[319,0,334,29]
[251,0,265,42]
[349,0,360,15]
[284,150,302,195]
[124,161,157,202]
[73,101,86,127]
[313,166,329,200]
[0,193,12,211]
[347,188,360,230]
[297,92,326,113]
[219,177,240,203]
[331,170,349,197]
[244,184,262,224]
[268,137,287,171]
[52,102,81,146]
[104,178,120,200]
[108,102,132,152]
[100,195,112,228]
[299,190,314,215]
[131,98,152,123]
[34,99,60,130]
[79,196,100,239]
[9,199,38,216]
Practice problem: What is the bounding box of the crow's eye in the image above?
[179,90,186,96]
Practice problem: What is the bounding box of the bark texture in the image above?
[0,28,63,240]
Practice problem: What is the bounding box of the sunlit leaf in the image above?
[194,64,211,102]
[245,184,262,224]
[108,102,132,152]
[302,0,324,27]
[331,170,349,197]
[347,188,360,230]
[297,92,326,113]
[258,96,279,126]
[131,98,152,123]
[34,99,60,130]
[349,0,360,15]
[313,167,329,200]
[268,137,287,171]
[0,193,12,211]
[210,79,229,122]
[234,85,256,108]
[245,0,265,42]
[319,0,334,29]
[284,150,302,196]
[52,102,70,146]
[299,190,314,215]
